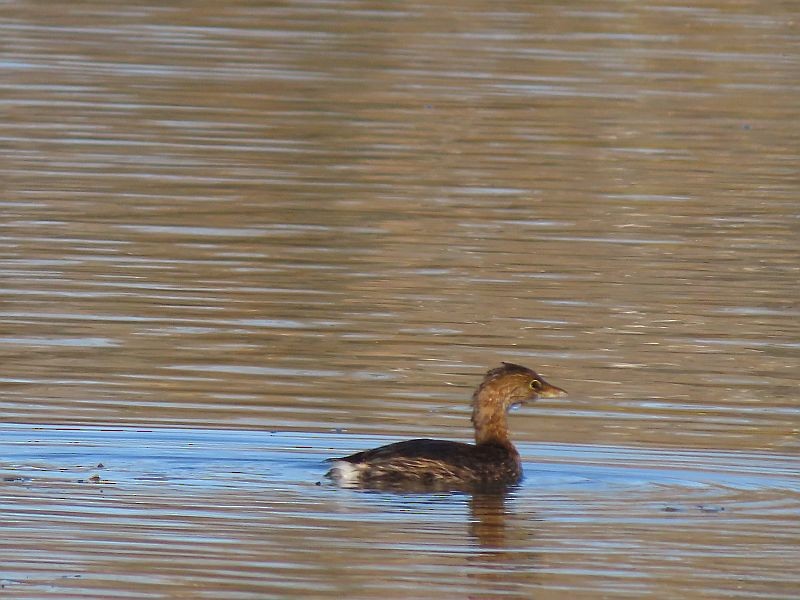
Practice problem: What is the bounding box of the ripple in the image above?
[2,425,798,599]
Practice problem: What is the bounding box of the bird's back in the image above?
[327,438,521,490]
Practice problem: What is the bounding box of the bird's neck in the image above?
[471,388,513,447]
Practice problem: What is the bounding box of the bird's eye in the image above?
[529,379,542,390]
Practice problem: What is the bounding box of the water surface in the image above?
[3,425,798,599]
[1,0,798,598]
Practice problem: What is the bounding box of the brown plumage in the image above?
[326,362,566,491]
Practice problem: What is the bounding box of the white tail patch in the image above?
[327,460,363,485]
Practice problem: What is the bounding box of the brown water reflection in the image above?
[466,492,538,600]
[2,0,799,598]
[469,492,511,550]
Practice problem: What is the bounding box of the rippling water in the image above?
[3,425,799,599]
[2,0,798,598]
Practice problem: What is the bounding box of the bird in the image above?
[326,362,566,490]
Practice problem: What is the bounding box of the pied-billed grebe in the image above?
[326,362,566,490]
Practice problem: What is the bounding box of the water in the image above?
[1,0,799,598]
[2,425,798,599]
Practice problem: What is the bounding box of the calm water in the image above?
[2,0,799,598]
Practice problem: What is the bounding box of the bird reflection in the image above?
[468,490,510,548]
[466,487,540,598]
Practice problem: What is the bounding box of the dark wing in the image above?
[331,438,475,464]
[327,439,520,490]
